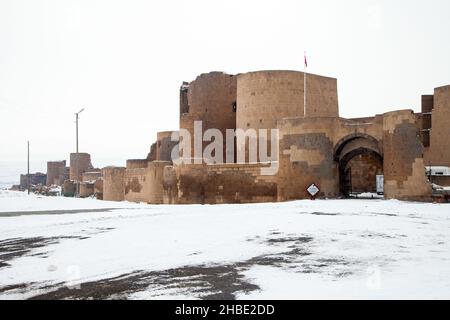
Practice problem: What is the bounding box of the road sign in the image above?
[307,183,320,198]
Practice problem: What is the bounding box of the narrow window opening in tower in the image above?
[232,102,237,112]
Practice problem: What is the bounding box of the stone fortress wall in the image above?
[424,85,450,167]
[69,153,94,182]
[46,160,68,186]
[179,72,237,163]
[47,70,450,204]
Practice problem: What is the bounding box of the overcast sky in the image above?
[1,0,449,169]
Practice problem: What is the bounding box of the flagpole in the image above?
[303,51,307,117]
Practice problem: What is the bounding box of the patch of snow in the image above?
[0,194,449,299]
[0,190,147,213]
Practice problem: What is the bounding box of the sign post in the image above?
[307,183,320,200]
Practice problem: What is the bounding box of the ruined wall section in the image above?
[147,142,157,161]
[102,167,125,201]
[173,164,207,204]
[127,159,148,169]
[20,173,46,189]
[79,182,95,198]
[180,72,237,163]
[124,161,169,204]
[47,161,67,186]
[163,166,178,204]
[58,166,70,186]
[94,179,103,200]
[173,163,277,204]
[63,180,76,197]
[382,110,431,200]
[70,153,94,182]
[124,167,147,202]
[82,171,102,182]
[146,162,171,204]
[426,85,450,167]
[156,131,178,163]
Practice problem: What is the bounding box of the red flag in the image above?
[304,53,308,68]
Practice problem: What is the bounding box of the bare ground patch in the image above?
[0,236,85,268]
[1,232,361,300]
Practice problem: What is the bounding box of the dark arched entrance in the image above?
[334,134,383,197]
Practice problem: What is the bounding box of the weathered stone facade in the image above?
[424,85,450,167]
[20,172,47,190]
[82,171,102,183]
[171,163,277,204]
[124,161,169,204]
[70,153,94,182]
[156,131,178,163]
[46,161,67,186]
[99,70,448,204]
[102,166,125,201]
[180,72,237,163]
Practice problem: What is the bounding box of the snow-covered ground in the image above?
[0,190,450,300]
[0,189,146,213]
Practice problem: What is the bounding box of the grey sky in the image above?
[1,0,449,167]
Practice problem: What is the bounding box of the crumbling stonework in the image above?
[124,161,169,204]
[20,173,46,190]
[70,153,94,182]
[162,166,177,204]
[46,161,66,186]
[277,117,340,200]
[156,131,178,163]
[79,182,95,198]
[383,110,431,199]
[94,179,104,200]
[82,171,102,182]
[147,143,157,161]
[100,160,171,204]
[57,166,70,186]
[126,159,148,169]
[63,180,76,197]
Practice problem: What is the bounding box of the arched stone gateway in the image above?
[338,147,383,197]
[333,133,384,197]
[334,133,382,162]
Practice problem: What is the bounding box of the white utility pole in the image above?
[27,141,30,195]
[75,108,85,153]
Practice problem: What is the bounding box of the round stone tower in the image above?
[179,72,237,162]
[236,70,339,132]
[102,166,125,201]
